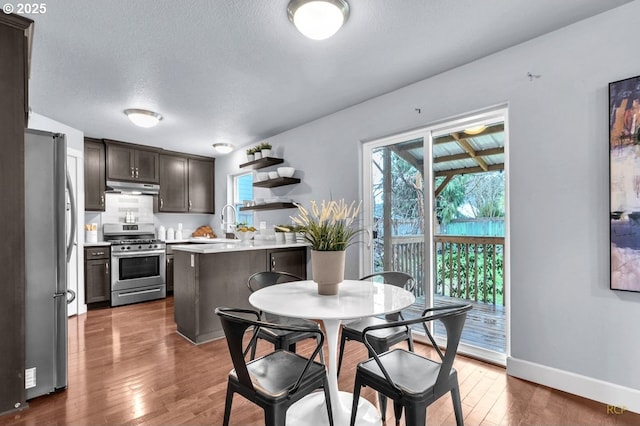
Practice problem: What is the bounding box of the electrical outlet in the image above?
[25,367,36,389]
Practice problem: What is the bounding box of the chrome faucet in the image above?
[220,204,237,237]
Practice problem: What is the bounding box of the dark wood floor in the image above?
[2,297,639,425]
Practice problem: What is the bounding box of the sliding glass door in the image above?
[362,130,429,313]
[362,106,509,364]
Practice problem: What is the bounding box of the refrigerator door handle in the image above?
[66,289,76,304]
[66,169,77,263]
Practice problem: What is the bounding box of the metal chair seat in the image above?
[216,307,334,426]
[350,303,472,426]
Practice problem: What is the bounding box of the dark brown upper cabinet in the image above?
[105,140,159,184]
[84,138,106,211]
[158,155,214,214]
[188,158,215,213]
[158,154,189,212]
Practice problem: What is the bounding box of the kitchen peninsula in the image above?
[172,241,308,343]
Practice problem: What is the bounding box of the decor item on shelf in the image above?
[260,142,272,157]
[287,0,350,41]
[277,166,295,178]
[246,147,255,162]
[291,199,362,295]
[254,150,262,160]
[213,143,234,154]
[124,108,163,128]
[268,171,279,179]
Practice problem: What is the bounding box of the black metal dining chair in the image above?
[349,303,472,426]
[215,307,334,426]
[247,271,324,362]
[337,271,415,376]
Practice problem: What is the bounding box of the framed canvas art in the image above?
[610,75,640,292]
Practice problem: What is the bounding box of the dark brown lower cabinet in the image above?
[84,246,110,305]
[267,248,307,279]
[173,247,307,344]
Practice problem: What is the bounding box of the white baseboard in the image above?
[507,357,640,414]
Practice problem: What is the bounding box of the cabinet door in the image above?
[106,144,135,181]
[268,248,307,279]
[84,139,106,211]
[135,149,160,183]
[166,254,174,293]
[159,154,188,212]
[188,158,215,213]
[85,258,110,303]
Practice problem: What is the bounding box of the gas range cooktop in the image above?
[110,238,162,245]
[103,223,165,252]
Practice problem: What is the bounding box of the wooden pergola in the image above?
[376,122,505,270]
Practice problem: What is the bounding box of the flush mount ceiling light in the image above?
[287,0,350,40]
[213,143,234,154]
[463,125,487,135]
[124,109,163,128]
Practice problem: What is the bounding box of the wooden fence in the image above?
[389,235,505,306]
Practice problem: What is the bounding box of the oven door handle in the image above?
[119,288,163,297]
[111,249,166,258]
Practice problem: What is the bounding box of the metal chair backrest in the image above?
[359,271,415,292]
[360,271,415,320]
[361,303,472,396]
[215,307,260,392]
[247,271,303,292]
[215,306,324,395]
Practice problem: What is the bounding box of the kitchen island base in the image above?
[173,245,307,344]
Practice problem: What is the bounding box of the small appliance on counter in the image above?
[103,223,166,307]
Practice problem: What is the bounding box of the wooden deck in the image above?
[404,295,506,353]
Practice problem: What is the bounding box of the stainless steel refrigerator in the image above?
[24,129,76,400]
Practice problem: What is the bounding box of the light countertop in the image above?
[83,241,110,247]
[171,241,309,254]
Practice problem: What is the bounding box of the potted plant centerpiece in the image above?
[291,199,362,295]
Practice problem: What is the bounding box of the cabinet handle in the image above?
[100,194,104,207]
[130,167,134,178]
[105,262,109,275]
[272,257,276,269]
[189,200,192,211]
[160,198,164,209]
[135,167,139,178]
[92,251,105,256]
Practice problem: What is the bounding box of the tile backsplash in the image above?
[83,193,215,241]
[103,193,154,224]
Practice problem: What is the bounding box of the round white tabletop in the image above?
[249,279,415,426]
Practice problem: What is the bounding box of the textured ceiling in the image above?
[25,0,632,157]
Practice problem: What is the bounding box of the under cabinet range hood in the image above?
[106,180,160,195]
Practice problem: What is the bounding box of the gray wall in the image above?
[215,1,640,404]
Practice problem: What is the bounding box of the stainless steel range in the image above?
[103,223,166,307]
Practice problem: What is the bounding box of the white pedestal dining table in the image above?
[248,279,415,426]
